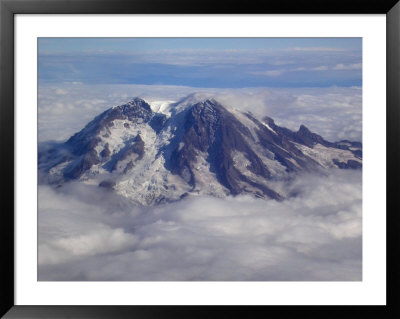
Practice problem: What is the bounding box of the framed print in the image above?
[1,0,399,318]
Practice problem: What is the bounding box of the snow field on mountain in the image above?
[295,143,361,169]
[191,152,230,197]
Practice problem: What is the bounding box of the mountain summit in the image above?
[39,96,362,205]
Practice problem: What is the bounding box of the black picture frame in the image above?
[1,0,399,318]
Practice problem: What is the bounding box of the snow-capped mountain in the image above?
[38,95,362,205]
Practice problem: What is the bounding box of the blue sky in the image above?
[38,38,362,88]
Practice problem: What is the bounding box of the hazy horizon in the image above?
[39,37,362,88]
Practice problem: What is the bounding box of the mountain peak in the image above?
[115,97,151,112]
[298,124,310,133]
[109,98,153,123]
[262,116,276,127]
[40,94,362,205]
[191,98,220,112]
[295,124,327,147]
[170,93,218,114]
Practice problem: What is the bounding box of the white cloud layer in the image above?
[214,86,362,142]
[38,169,362,281]
[38,84,362,143]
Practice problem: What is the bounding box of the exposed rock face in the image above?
[167,100,281,199]
[39,96,362,205]
[98,180,116,189]
[149,113,168,133]
[333,159,362,169]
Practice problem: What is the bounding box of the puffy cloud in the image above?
[38,169,362,281]
[213,87,362,142]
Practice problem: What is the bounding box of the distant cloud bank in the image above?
[39,39,361,88]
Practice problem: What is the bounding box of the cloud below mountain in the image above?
[38,168,362,281]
